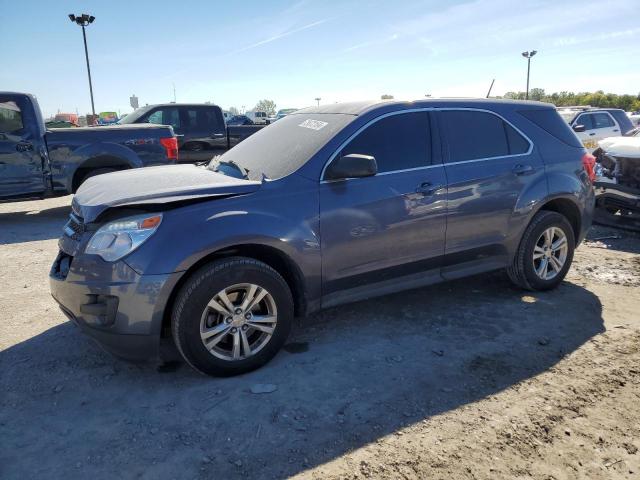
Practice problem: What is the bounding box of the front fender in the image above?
[123,184,322,305]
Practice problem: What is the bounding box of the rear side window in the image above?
[440,110,529,163]
[518,109,583,148]
[592,112,614,129]
[184,108,223,133]
[339,112,432,172]
[609,110,633,133]
[0,100,24,134]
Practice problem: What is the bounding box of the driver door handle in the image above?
[416,182,444,196]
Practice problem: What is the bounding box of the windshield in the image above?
[118,106,154,124]
[215,113,356,180]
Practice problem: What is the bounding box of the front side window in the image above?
[0,100,24,135]
[592,113,614,129]
[441,110,529,163]
[146,108,180,129]
[146,110,162,124]
[338,112,432,173]
[575,114,594,130]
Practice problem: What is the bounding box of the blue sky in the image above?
[1,0,638,117]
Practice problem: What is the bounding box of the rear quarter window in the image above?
[518,109,583,148]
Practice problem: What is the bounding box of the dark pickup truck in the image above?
[118,103,264,162]
[0,92,178,201]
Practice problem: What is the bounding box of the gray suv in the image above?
[50,99,595,376]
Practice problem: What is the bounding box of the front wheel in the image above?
[171,257,293,376]
[507,211,575,291]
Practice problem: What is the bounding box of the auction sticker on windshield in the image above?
[299,119,328,131]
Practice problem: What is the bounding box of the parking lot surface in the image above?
[1,196,639,479]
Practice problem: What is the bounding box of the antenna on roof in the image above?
[486,79,495,98]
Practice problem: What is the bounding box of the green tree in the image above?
[254,99,277,116]
[499,90,638,110]
[528,88,546,101]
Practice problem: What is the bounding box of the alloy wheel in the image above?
[532,226,568,280]
[199,283,278,361]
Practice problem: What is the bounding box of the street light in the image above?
[521,50,537,100]
[69,13,97,116]
[315,97,321,107]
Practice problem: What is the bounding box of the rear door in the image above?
[437,109,543,278]
[319,111,447,304]
[0,96,45,199]
[180,107,227,162]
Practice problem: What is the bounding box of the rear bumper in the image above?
[50,251,182,361]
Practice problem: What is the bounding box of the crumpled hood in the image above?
[73,164,261,222]
[598,136,640,158]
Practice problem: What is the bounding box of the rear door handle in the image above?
[513,164,534,175]
[416,182,444,196]
[612,129,619,132]
[589,133,596,136]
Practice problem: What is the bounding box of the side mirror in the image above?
[573,124,586,132]
[325,154,377,181]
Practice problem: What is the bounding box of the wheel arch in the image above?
[161,243,307,338]
[535,196,582,243]
[71,155,133,192]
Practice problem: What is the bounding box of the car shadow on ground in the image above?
[588,220,640,254]
[1,272,604,480]
[0,204,70,245]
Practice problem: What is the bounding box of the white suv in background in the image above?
[569,108,634,151]
[245,111,269,125]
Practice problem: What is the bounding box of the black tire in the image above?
[507,210,575,291]
[171,257,293,376]
[80,167,118,186]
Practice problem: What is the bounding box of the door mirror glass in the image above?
[572,124,586,133]
[325,154,377,181]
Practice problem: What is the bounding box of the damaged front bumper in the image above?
[49,220,182,361]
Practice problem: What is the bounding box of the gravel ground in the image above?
[1,196,639,480]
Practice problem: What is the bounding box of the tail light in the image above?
[160,137,178,161]
[581,152,596,183]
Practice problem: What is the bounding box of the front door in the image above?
[437,109,545,278]
[0,96,45,199]
[319,111,447,305]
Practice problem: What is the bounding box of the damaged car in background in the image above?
[593,129,640,230]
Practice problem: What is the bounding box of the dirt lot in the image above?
[1,195,639,480]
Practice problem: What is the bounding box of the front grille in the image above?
[63,213,85,241]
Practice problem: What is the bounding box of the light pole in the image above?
[69,13,96,116]
[521,50,537,100]
[315,97,321,107]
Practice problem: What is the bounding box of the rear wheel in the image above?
[171,257,293,376]
[78,167,118,189]
[507,211,575,291]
